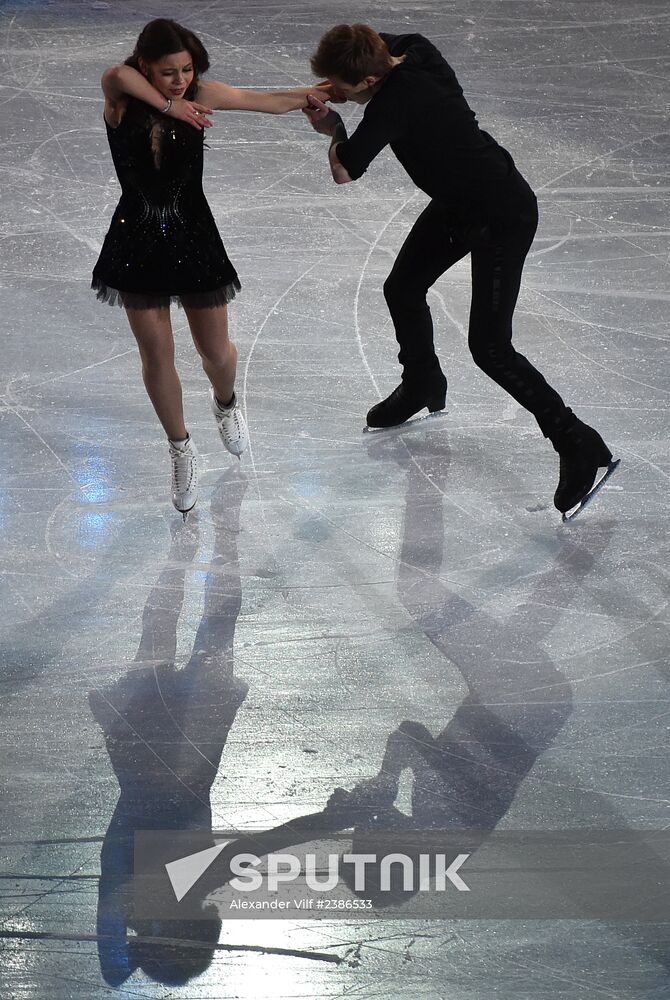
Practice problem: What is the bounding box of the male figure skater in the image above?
[305,25,618,517]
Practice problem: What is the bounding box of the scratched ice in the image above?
[1,1,669,997]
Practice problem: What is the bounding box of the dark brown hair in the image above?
[125,19,209,100]
[311,24,393,84]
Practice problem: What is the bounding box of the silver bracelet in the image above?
[161,98,172,114]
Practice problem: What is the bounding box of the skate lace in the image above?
[171,447,195,490]
[218,404,242,442]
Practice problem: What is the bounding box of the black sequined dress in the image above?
[92,98,240,309]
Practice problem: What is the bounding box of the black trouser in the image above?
[382,195,575,444]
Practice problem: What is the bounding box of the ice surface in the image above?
[1,1,669,997]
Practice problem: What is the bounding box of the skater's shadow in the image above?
[89,472,249,986]
[338,433,670,965]
[323,433,598,901]
[203,434,615,910]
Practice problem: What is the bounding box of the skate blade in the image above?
[175,502,197,522]
[561,459,621,522]
[363,408,448,437]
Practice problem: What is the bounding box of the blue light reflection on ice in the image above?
[78,511,114,550]
[72,453,115,549]
[72,454,114,505]
[293,471,321,499]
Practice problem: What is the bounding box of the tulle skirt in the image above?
[91,276,241,310]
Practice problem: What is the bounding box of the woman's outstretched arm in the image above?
[101,64,213,129]
[197,78,332,114]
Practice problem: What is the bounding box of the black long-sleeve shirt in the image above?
[336,33,535,225]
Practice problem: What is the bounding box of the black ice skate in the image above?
[366,373,448,429]
[554,423,620,521]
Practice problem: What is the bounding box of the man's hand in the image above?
[166,98,213,130]
[302,94,342,136]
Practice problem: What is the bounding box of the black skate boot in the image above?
[554,422,620,520]
[366,371,448,429]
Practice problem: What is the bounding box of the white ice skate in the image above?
[168,435,198,520]
[210,388,248,458]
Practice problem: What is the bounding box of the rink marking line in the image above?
[527,282,670,302]
[532,249,665,266]
[533,291,670,396]
[620,447,670,484]
[30,125,82,184]
[544,189,670,197]
[196,27,312,88]
[568,9,651,110]
[504,52,670,73]
[240,254,332,573]
[535,128,670,195]
[468,90,670,116]
[250,102,362,199]
[0,15,42,111]
[0,928,341,963]
[528,219,573,257]
[44,494,87,580]
[22,349,138,391]
[0,85,102,102]
[427,285,468,344]
[352,191,419,398]
[25,197,103,255]
[521,306,670,345]
[503,954,622,999]
[572,205,670,266]
[1,381,110,584]
[447,10,670,32]
[324,207,376,248]
[2,398,78,484]
[0,851,91,930]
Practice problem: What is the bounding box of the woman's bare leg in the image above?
[183,303,237,404]
[125,306,187,441]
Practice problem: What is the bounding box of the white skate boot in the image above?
[210,388,248,458]
[168,434,198,519]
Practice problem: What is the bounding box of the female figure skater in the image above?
[93,18,330,517]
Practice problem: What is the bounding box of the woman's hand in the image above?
[302,94,342,136]
[313,80,347,103]
[309,86,335,107]
[166,98,213,130]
